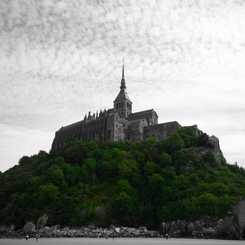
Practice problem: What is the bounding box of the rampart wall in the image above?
[143,121,182,142]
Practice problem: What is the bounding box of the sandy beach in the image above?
[0,237,245,245]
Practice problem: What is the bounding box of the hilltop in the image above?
[0,126,245,238]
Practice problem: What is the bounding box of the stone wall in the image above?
[143,121,181,141]
[52,113,109,148]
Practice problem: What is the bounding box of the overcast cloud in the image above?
[0,0,245,172]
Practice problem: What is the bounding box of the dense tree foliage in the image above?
[0,127,244,230]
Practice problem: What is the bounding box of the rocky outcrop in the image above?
[207,135,225,164]
[161,199,245,240]
[37,214,48,230]
[0,225,22,239]
[35,225,159,238]
[189,134,225,166]
[234,199,245,229]
[23,222,35,234]
[0,225,160,239]
[2,198,245,240]
[162,220,219,239]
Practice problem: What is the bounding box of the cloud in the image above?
[0,122,53,171]
[0,0,245,171]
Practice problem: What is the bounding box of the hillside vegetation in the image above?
[0,127,245,230]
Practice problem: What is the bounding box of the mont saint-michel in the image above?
[51,64,192,148]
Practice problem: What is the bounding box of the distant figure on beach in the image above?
[36,233,39,241]
[26,234,29,240]
[165,233,169,239]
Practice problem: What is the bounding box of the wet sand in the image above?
[0,237,244,245]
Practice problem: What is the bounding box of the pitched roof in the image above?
[127,109,157,119]
[114,89,131,102]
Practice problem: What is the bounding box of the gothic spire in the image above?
[120,59,126,89]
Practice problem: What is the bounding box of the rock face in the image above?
[234,199,245,230]
[207,135,224,164]
[0,225,160,239]
[23,222,35,234]
[2,199,245,240]
[161,199,245,240]
[23,225,159,238]
[0,225,21,238]
[162,219,222,239]
[37,214,48,230]
[191,134,225,166]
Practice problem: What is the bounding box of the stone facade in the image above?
[52,64,181,149]
[143,121,181,142]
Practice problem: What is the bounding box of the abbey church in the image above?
[52,64,182,149]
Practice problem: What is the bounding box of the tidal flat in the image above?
[0,237,245,245]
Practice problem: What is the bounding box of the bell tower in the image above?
[113,61,132,118]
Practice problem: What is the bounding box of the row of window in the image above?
[115,102,132,110]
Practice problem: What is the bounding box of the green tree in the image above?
[38,183,59,206]
[137,204,154,227]
[145,137,158,147]
[64,140,88,165]
[46,165,64,186]
[49,197,79,226]
[143,137,160,162]
[83,158,97,185]
[117,179,138,201]
[148,173,164,200]
[2,136,245,230]
[159,153,172,168]
[172,149,201,174]
[160,132,184,154]
[177,126,197,147]
[110,191,134,226]
[173,174,190,191]
[118,159,140,185]
[202,151,219,168]
[196,192,218,218]
[97,159,118,181]
[144,161,161,177]
[18,156,30,166]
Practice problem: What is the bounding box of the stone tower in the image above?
[113,62,132,118]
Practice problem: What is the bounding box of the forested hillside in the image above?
[0,126,245,230]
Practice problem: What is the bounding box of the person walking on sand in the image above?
[26,234,29,240]
[36,233,39,242]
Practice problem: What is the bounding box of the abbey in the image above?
[52,64,182,149]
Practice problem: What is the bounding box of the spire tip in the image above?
[121,59,126,89]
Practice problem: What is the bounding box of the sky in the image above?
[0,0,245,173]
